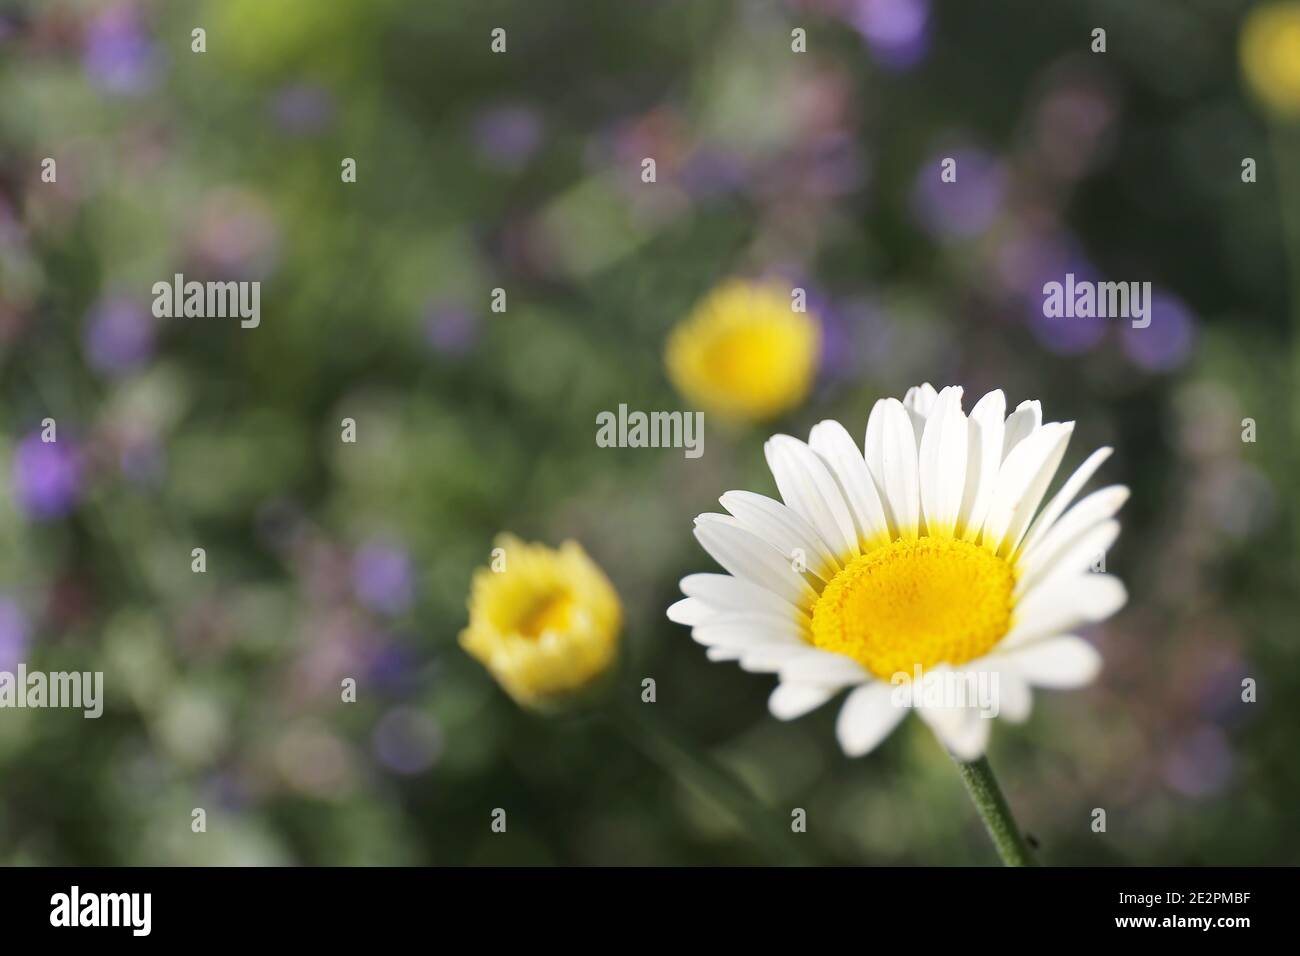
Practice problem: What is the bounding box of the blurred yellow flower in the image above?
[460,535,622,710]
[1241,2,1300,117]
[665,280,820,424]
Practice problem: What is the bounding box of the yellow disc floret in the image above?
[665,280,820,424]
[810,536,1016,680]
[460,535,622,710]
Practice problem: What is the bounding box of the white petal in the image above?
[703,641,801,670]
[690,610,812,639]
[769,682,841,720]
[993,668,1032,723]
[981,422,1074,555]
[692,621,804,650]
[958,389,1006,540]
[1016,519,1120,597]
[903,382,939,415]
[721,490,841,581]
[918,386,968,537]
[1000,635,1101,688]
[863,399,897,533]
[765,436,861,559]
[1001,399,1041,461]
[1019,486,1129,576]
[878,398,921,539]
[667,597,713,626]
[737,643,810,672]
[693,515,819,610]
[1002,573,1127,648]
[1016,446,1114,557]
[679,572,809,625]
[779,650,870,683]
[918,703,992,761]
[808,419,891,549]
[902,382,938,441]
[835,682,909,756]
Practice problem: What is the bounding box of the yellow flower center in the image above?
[517,591,575,639]
[810,536,1016,680]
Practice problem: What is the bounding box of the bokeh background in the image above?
[1,0,1296,865]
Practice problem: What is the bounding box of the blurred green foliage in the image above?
[0,0,1295,865]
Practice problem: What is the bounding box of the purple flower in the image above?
[0,598,30,671]
[680,148,749,199]
[83,3,161,96]
[84,297,155,375]
[424,301,478,357]
[367,642,422,695]
[473,105,543,170]
[352,542,415,615]
[372,706,443,775]
[1163,725,1234,798]
[840,297,897,372]
[782,284,847,378]
[12,432,84,521]
[848,0,931,70]
[119,437,166,486]
[270,83,336,136]
[802,131,868,198]
[1017,246,1110,355]
[912,146,1006,239]
[1120,291,1196,373]
[191,190,279,278]
[1034,83,1118,181]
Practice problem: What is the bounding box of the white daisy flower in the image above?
[668,384,1127,761]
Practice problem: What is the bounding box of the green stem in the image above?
[954,755,1038,866]
[612,702,816,865]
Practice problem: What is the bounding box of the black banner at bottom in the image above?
[0,865,1286,940]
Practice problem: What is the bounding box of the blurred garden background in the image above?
[0,0,1297,865]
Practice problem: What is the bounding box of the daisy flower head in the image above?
[461,535,623,712]
[668,384,1127,761]
[665,279,821,425]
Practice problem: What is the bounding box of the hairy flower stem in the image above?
[954,755,1039,866]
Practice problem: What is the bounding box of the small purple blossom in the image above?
[1019,249,1110,355]
[84,297,155,375]
[680,148,749,199]
[0,598,30,671]
[83,3,162,96]
[12,432,84,521]
[1120,292,1196,373]
[848,0,931,70]
[352,542,415,615]
[270,84,337,136]
[1163,725,1234,799]
[912,147,1007,239]
[473,105,543,170]
[840,298,897,372]
[424,302,478,357]
[372,706,443,775]
[367,642,423,695]
[801,131,868,198]
[119,437,166,486]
